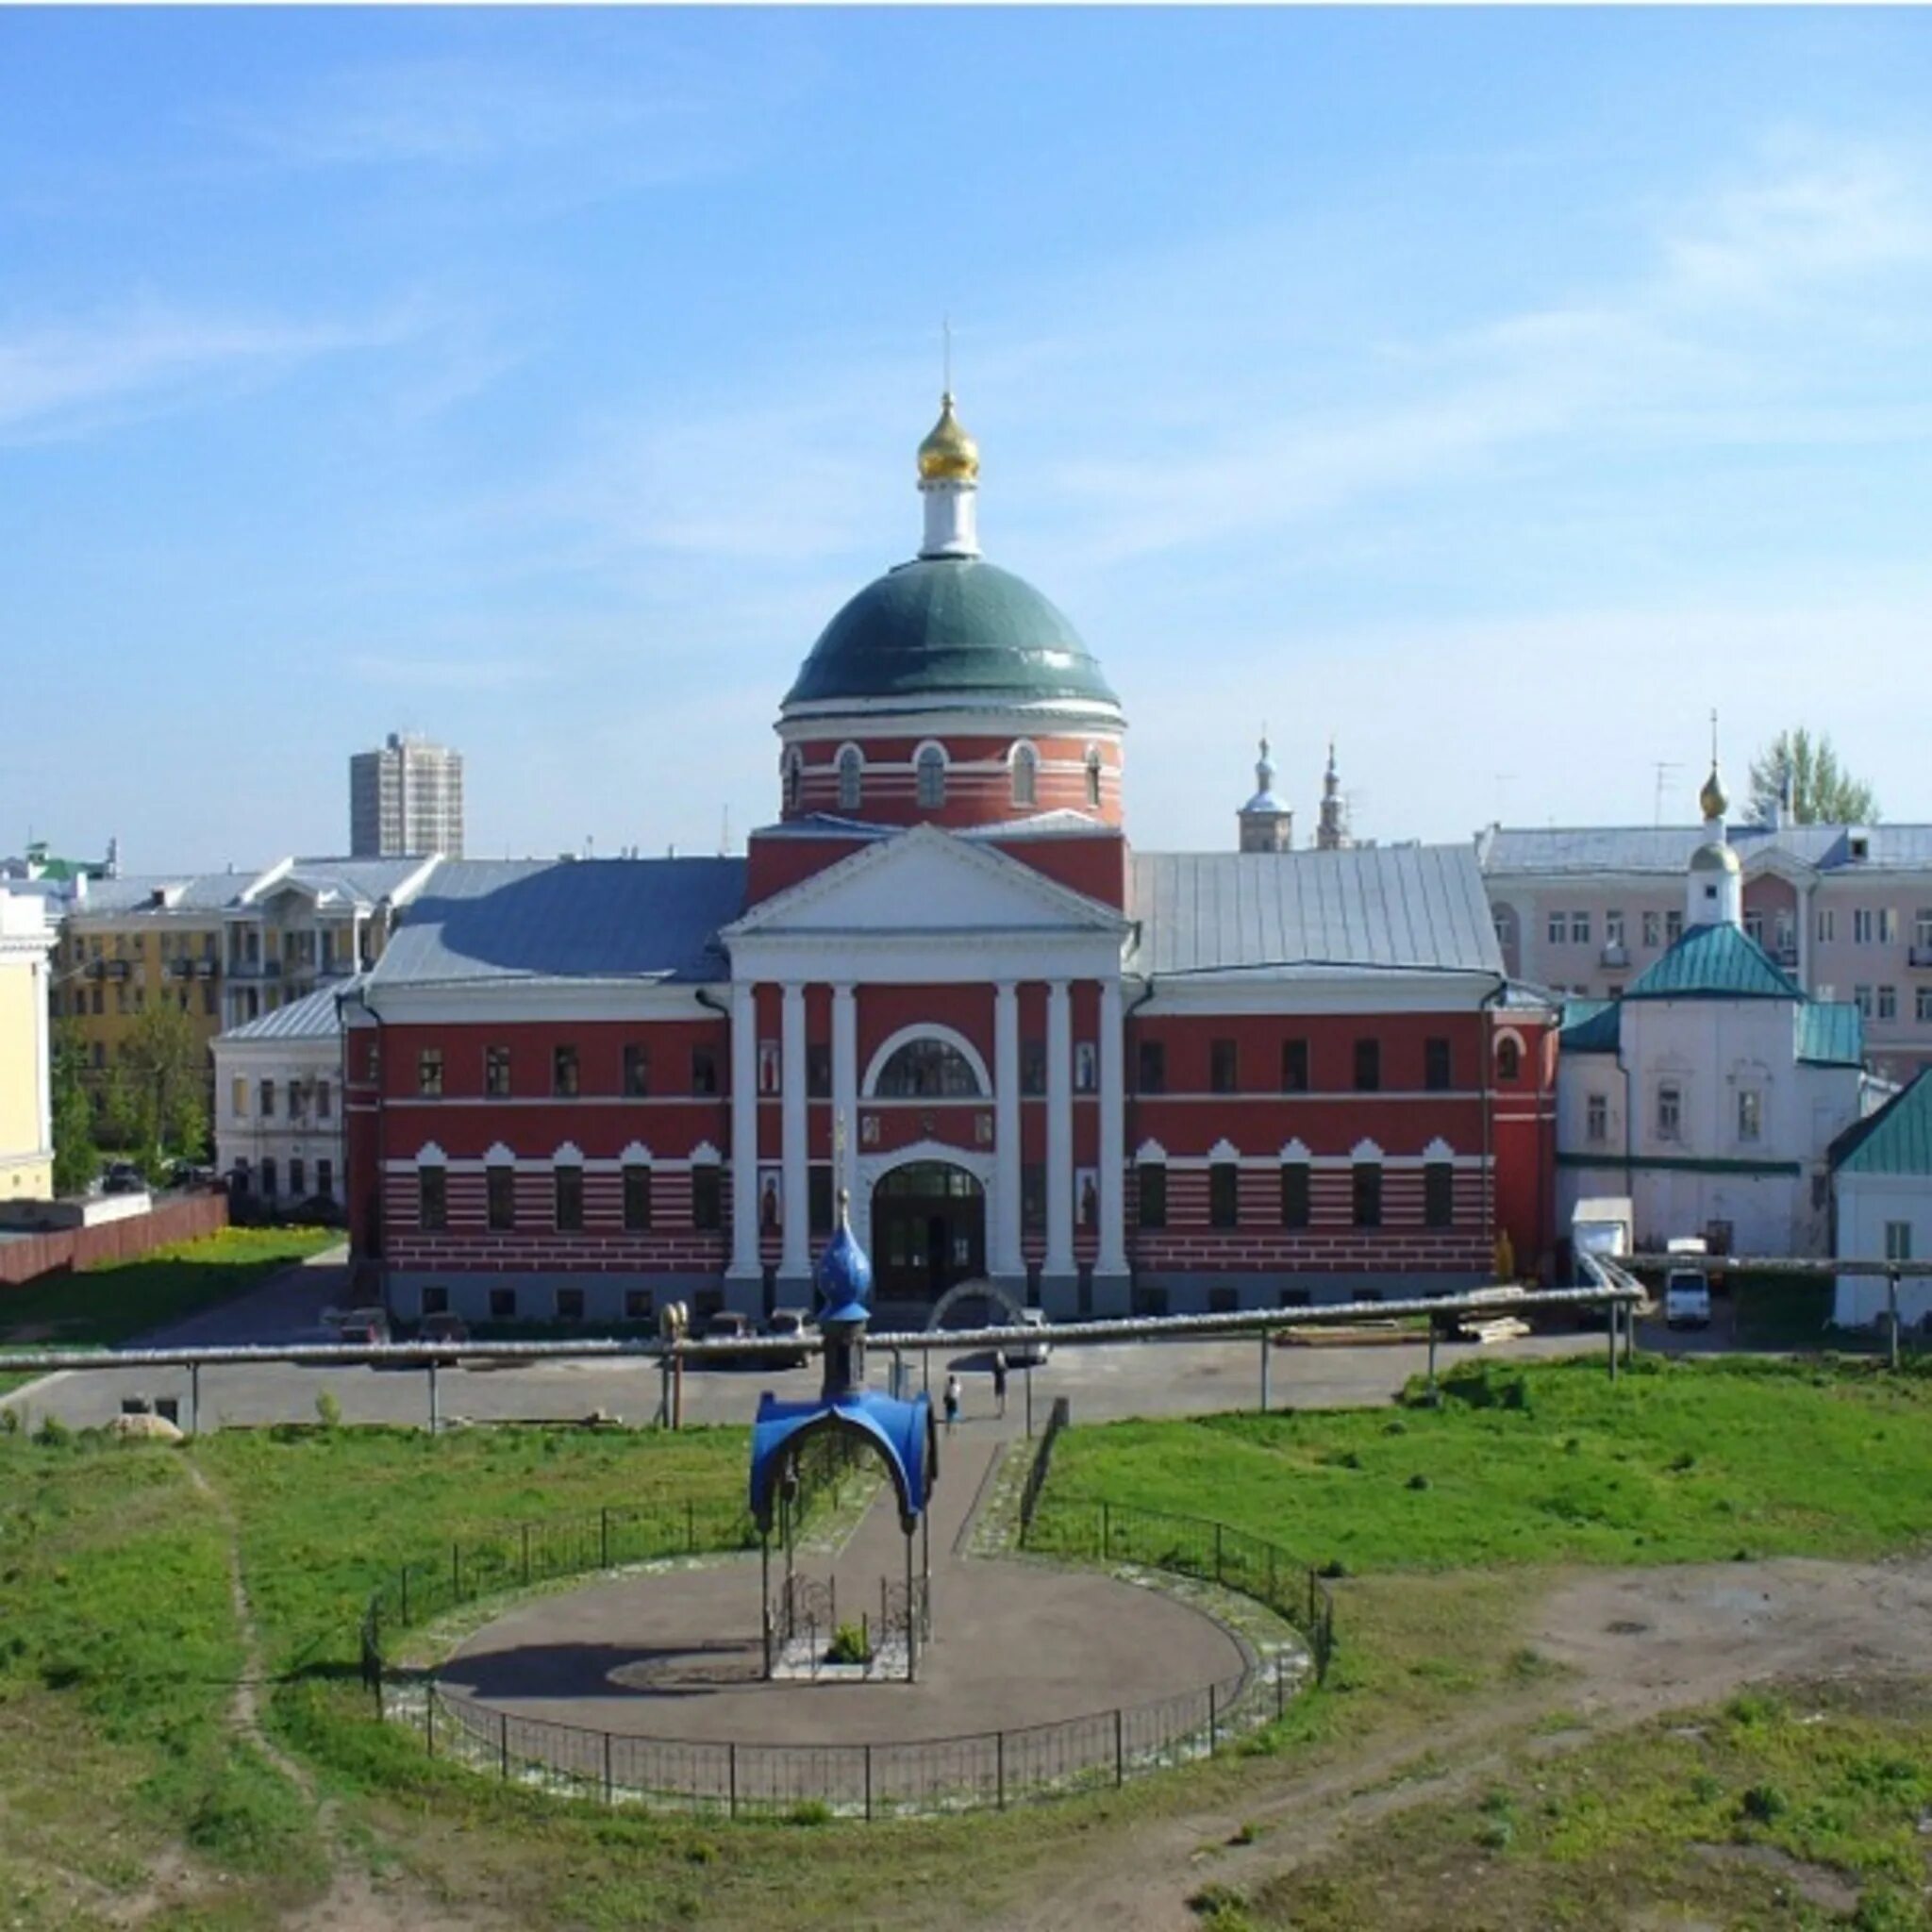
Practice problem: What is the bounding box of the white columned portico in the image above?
[726,980,760,1305]
[1043,978,1075,1298]
[779,982,809,1289]
[993,981,1023,1283]
[1095,976,1127,1307]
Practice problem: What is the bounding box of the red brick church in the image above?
[344,397,1556,1324]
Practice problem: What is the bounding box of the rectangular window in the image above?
[417,1048,442,1096]
[422,1285,449,1317]
[691,1165,722,1230]
[260,1157,277,1197]
[231,1076,247,1118]
[623,1163,653,1231]
[1605,910,1625,947]
[1586,1092,1608,1142]
[1354,1038,1380,1092]
[1738,1090,1762,1143]
[1917,909,1932,950]
[485,1045,511,1096]
[316,1080,332,1120]
[259,1078,275,1118]
[691,1047,719,1097]
[1818,908,1836,943]
[557,1288,585,1322]
[1657,1083,1682,1141]
[1352,1163,1382,1228]
[1885,1221,1913,1262]
[554,1167,584,1231]
[1642,909,1661,948]
[289,1158,306,1199]
[1424,1161,1454,1228]
[1744,911,1764,946]
[1917,986,1932,1024]
[1880,908,1900,944]
[1570,911,1591,945]
[806,1043,832,1098]
[1855,908,1875,945]
[1878,985,1897,1021]
[1137,1163,1167,1229]
[1281,1038,1309,1092]
[488,1167,515,1231]
[1209,1039,1239,1094]
[623,1044,651,1097]
[1855,985,1874,1018]
[1022,1162,1046,1232]
[317,1159,334,1200]
[553,1044,579,1096]
[808,1166,832,1235]
[419,1168,446,1231]
[1209,1161,1239,1228]
[1547,910,1566,946]
[625,1289,656,1322]
[1137,1040,1165,1094]
[1021,1039,1047,1095]
[490,1287,517,1321]
[1280,1163,1310,1227]
[1666,910,1683,944]
[1424,1037,1452,1091]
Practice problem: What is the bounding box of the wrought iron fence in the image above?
[1016,1393,1072,1538]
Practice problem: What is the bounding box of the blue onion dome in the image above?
[815,1193,874,1325]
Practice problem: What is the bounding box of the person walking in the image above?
[991,1350,1008,1419]
[943,1372,961,1432]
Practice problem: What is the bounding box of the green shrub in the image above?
[34,1414,72,1447]
[825,1621,872,1666]
[314,1389,342,1430]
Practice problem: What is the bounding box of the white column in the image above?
[1044,979,1074,1279]
[1097,978,1127,1280]
[993,981,1023,1279]
[831,983,858,1198]
[727,981,759,1289]
[780,983,809,1281]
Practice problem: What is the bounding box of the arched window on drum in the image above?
[915,743,947,809]
[837,744,864,813]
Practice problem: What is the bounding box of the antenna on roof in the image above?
[1652,760,1683,827]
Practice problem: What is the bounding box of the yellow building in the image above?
[0,887,57,1200]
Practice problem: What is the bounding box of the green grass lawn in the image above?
[1029,1355,1932,1575]
[0,1224,339,1355]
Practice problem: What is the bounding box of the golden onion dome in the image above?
[917,391,979,483]
[1690,839,1740,875]
[1699,764,1728,821]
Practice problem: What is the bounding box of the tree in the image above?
[1747,728,1878,826]
[49,1024,98,1197]
[115,1001,209,1178]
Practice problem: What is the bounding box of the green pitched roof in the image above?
[1623,921,1804,1002]
[783,557,1120,711]
[1558,998,1621,1054]
[1831,1069,1932,1175]
[1796,1001,1864,1068]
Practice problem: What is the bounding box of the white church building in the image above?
[1555,760,1875,1258]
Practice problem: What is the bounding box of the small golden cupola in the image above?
[917,391,979,483]
[1699,761,1728,824]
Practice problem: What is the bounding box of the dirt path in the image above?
[1003,1551,1932,1932]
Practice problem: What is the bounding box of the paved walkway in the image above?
[437,1416,1247,1747]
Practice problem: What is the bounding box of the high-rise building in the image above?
[350,733,464,858]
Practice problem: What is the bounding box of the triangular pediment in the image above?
[724,824,1126,940]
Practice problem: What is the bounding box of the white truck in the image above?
[1664,1236,1712,1330]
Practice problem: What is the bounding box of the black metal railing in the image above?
[1016,1394,1072,1538]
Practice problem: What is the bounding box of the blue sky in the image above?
[6,8,1932,869]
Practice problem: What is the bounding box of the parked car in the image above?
[335,1307,391,1349]
[420,1312,472,1345]
[1005,1307,1052,1367]
[762,1307,816,1369]
[101,1162,145,1195]
[1664,1237,1712,1330]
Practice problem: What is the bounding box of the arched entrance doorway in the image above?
[871,1161,985,1306]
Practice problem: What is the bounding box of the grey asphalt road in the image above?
[0,1257,1635,1434]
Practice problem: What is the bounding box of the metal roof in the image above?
[1480,822,1932,877]
[256,857,438,908]
[1796,1001,1864,1069]
[1623,922,1804,1002]
[1831,1069,1932,1175]
[221,978,358,1042]
[1558,999,1622,1054]
[1127,845,1502,978]
[71,873,254,916]
[366,858,744,988]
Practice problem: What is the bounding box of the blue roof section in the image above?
[1623,922,1804,1002]
[220,978,359,1042]
[1796,1001,1864,1068]
[1559,998,1622,1054]
[1480,822,1932,876]
[1129,844,1502,978]
[367,858,744,988]
[1831,1069,1932,1175]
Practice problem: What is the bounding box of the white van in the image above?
[1663,1237,1711,1330]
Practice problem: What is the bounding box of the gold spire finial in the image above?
[918,391,979,483]
[1700,709,1727,820]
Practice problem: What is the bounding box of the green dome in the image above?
[783,558,1120,712]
